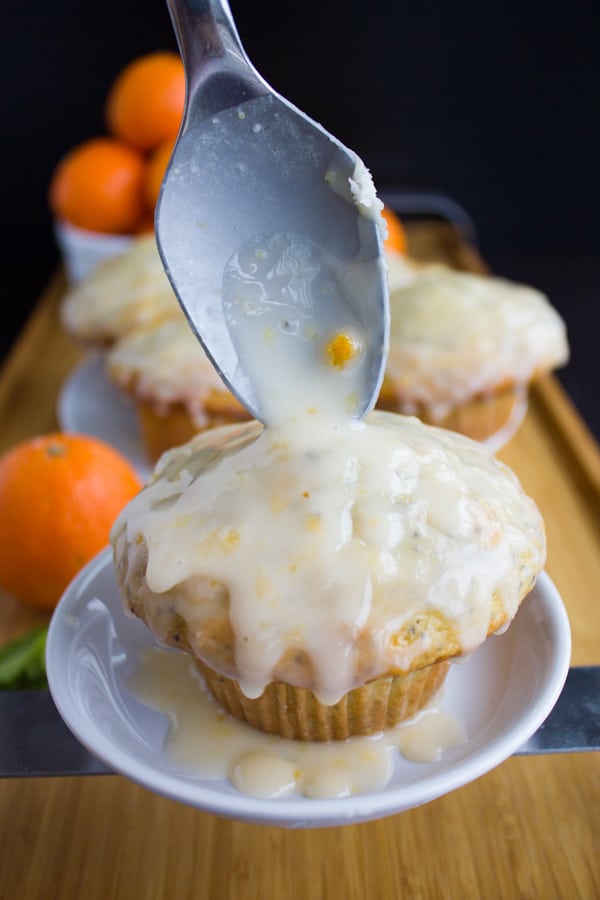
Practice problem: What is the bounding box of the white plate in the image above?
[46,549,571,828]
[58,354,152,481]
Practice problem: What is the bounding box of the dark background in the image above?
[4,0,599,438]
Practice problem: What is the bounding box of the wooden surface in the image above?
[1,223,599,899]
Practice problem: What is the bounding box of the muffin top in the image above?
[106,317,244,425]
[111,410,546,705]
[385,265,569,416]
[60,234,181,345]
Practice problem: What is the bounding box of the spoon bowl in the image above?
[156,0,389,423]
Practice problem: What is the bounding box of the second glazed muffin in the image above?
[378,264,569,446]
[106,316,252,462]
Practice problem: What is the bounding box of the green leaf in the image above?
[0,626,48,689]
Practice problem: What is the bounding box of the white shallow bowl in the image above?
[54,220,134,284]
[46,549,571,829]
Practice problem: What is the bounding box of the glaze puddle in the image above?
[126,646,467,800]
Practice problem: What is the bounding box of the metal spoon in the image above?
[156,0,389,423]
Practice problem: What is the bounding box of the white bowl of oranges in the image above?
[49,52,184,283]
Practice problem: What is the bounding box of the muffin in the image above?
[60,233,181,348]
[106,317,252,462]
[111,410,546,741]
[377,264,569,445]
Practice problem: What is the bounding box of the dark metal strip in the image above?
[0,667,598,778]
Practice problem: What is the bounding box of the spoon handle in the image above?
[165,0,269,125]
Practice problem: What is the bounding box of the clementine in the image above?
[49,137,146,234]
[135,212,156,234]
[381,206,408,255]
[0,433,142,611]
[106,51,185,152]
[143,139,174,212]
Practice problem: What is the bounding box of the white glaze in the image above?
[347,159,384,221]
[127,646,467,800]
[111,411,546,705]
[106,317,231,426]
[324,158,384,224]
[386,264,569,416]
[222,230,371,424]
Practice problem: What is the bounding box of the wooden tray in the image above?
[0,222,598,899]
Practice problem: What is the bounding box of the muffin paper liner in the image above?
[195,659,450,741]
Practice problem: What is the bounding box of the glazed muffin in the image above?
[111,411,546,741]
[106,317,252,462]
[378,264,569,446]
[60,233,181,348]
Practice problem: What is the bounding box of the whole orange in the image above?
[143,139,174,212]
[381,206,408,255]
[106,51,185,152]
[135,213,156,234]
[0,433,142,611]
[49,137,146,233]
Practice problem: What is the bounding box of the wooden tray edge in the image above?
[531,376,600,504]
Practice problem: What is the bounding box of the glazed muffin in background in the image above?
[106,317,252,462]
[377,264,569,446]
[60,233,181,348]
[111,411,546,742]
